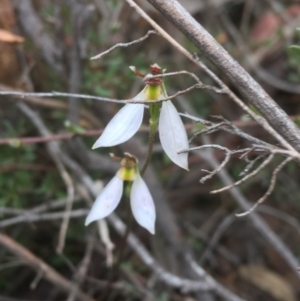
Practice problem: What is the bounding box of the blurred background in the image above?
[1,0,300,300]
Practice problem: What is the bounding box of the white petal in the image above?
[159,101,189,170]
[130,175,156,234]
[92,102,144,148]
[85,175,123,225]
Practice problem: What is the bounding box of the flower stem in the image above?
[115,188,133,263]
[141,103,160,175]
[140,125,156,176]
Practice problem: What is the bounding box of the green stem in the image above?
[140,126,156,176]
[141,102,160,176]
[114,188,133,264]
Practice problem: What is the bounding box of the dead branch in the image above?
[211,154,274,194]
[0,82,221,104]
[0,84,101,127]
[197,136,300,277]
[0,196,81,216]
[179,96,300,278]
[181,145,253,183]
[239,155,266,177]
[0,209,88,228]
[185,113,274,148]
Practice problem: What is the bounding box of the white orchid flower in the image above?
[85,153,155,234]
[92,64,189,170]
[92,88,147,149]
[159,100,189,170]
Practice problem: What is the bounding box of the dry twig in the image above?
[211,154,275,194]
[196,136,300,276]
[91,30,158,60]
[180,144,263,183]
[0,209,89,228]
[236,157,293,217]
[0,83,220,104]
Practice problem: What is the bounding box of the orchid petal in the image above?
[159,101,189,170]
[130,174,156,234]
[92,90,146,148]
[85,175,123,225]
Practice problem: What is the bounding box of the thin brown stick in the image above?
[239,155,266,177]
[91,30,158,60]
[0,209,89,228]
[180,144,264,183]
[199,136,300,277]
[0,126,156,145]
[0,83,212,104]
[0,84,100,127]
